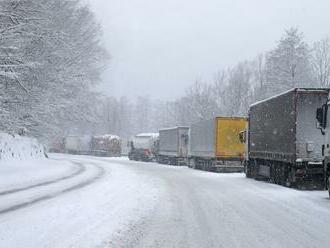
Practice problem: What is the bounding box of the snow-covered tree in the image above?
[0,0,109,143]
[265,27,313,96]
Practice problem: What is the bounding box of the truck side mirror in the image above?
[239,131,246,143]
[316,108,324,126]
[181,134,189,145]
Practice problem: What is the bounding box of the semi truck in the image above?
[128,133,159,162]
[316,90,330,197]
[246,88,329,189]
[64,135,91,155]
[188,117,247,172]
[90,135,121,157]
[64,134,121,157]
[157,127,189,166]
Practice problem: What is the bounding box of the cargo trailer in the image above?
[64,135,91,155]
[158,127,189,165]
[246,88,330,189]
[188,117,247,172]
[90,135,121,157]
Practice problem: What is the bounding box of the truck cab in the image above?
[316,101,330,197]
[128,133,159,162]
[239,128,249,175]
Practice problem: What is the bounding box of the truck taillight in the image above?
[296,169,306,176]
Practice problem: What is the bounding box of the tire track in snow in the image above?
[0,162,85,196]
[0,163,105,215]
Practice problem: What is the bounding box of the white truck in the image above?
[64,135,91,155]
[128,133,159,162]
[247,88,328,189]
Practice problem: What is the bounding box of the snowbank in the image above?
[0,133,45,161]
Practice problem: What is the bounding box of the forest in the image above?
[1,0,330,142]
[0,0,108,142]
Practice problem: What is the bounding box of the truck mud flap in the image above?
[212,165,244,173]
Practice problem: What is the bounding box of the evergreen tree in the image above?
[265,27,313,96]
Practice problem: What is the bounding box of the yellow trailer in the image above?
[215,117,247,160]
[188,117,247,172]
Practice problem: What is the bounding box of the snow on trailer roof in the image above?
[93,134,121,140]
[135,133,159,138]
[250,88,330,108]
[66,134,92,138]
[215,116,246,119]
[159,126,190,131]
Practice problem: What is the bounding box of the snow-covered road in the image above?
[0,155,330,248]
[0,155,160,248]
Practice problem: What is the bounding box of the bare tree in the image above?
[312,38,330,87]
[184,80,218,122]
[212,70,228,115]
[224,62,251,116]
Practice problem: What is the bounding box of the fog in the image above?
[88,0,330,99]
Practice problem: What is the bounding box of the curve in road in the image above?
[0,162,105,215]
[0,162,85,196]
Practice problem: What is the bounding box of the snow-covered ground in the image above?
[0,159,74,193]
[0,155,330,248]
[0,154,161,248]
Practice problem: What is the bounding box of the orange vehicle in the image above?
[91,135,121,157]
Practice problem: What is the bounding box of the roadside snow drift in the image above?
[0,133,45,161]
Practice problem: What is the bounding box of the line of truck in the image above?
[51,134,122,157]
[128,88,330,196]
[128,118,247,172]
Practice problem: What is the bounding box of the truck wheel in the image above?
[328,177,330,198]
[245,162,252,178]
[188,159,192,168]
[190,159,196,169]
[249,159,257,178]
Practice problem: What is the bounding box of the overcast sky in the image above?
[87,0,330,100]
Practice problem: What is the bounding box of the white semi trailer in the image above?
[157,127,189,166]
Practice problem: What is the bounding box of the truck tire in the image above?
[188,158,193,168]
[245,162,252,178]
[248,159,258,178]
[328,177,330,198]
